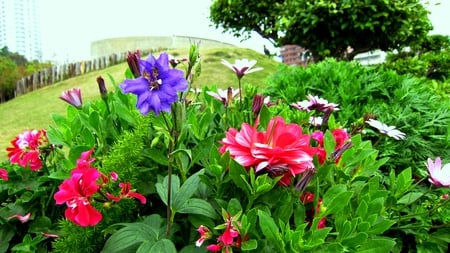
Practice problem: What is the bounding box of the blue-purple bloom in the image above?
[120,52,188,115]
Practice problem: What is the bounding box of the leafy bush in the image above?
[264,58,450,173]
[0,46,448,253]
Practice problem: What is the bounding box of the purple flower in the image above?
[59,88,82,108]
[120,53,188,115]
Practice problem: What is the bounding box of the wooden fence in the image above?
[13,46,165,97]
[14,52,130,97]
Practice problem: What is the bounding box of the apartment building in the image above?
[0,0,42,61]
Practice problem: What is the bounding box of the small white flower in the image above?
[206,87,240,106]
[365,119,406,140]
[221,58,263,79]
[309,116,323,126]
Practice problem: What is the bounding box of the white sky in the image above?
[39,0,450,63]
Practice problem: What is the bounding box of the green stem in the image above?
[162,112,175,237]
[238,78,242,106]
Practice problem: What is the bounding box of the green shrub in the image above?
[264,58,450,173]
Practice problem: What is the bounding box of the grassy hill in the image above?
[0,47,282,159]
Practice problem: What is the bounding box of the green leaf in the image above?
[356,238,396,252]
[241,239,258,250]
[113,100,137,126]
[178,198,217,219]
[190,135,215,167]
[0,227,14,253]
[257,210,284,251]
[323,191,353,216]
[323,130,336,156]
[155,175,180,207]
[138,239,176,253]
[397,192,423,205]
[145,148,169,166]
[395,168,412,197]
[356,200,368,219]
[101,223,158,253]
[342,232,368,248]
[228,158,252,197]
[172,170,202,210]
[367,219,396,235]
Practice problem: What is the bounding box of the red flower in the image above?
[204,213,245,253]
[6,129,48,171]
[301,192,327,229]
[106,182,147,204]
[54,166,102,227]
[311,129,350,164]
[220,116,315,185]
[0,168,8,181]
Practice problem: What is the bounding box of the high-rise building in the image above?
[0,0,42,61]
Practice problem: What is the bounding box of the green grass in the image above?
[0,47,282,159]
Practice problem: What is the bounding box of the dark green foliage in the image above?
[264,58,450,172]
[382,35,450,81]
[210,0,432,60]
[51,220,105,253]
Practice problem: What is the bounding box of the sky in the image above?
[39,0,450,63]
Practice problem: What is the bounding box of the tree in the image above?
[210,0,433,61]
[1,46,28,66]
[0,56,19,102]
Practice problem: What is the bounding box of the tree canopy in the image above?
[210,0,433,61]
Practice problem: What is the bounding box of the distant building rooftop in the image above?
[91,35,236,58]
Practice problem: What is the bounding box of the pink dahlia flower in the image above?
[220,116,315,185]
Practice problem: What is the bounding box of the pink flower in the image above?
[0,168,8,181]
[426,157,450,187]
[220,116,315,186]
[54,166,102,227]
[106,182,147,204]
[8,212,31,223]
[59,88,82,108]
[196,225,212,247]
[6,129,48,171]
[204,213,244,253]
[311,129,350,164]
[74,149,96,170]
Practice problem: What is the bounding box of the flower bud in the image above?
[96,76,108,99]
[127,50,141,78]
[252,94,264,115]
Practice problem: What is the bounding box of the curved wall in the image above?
[90,35,236,58]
